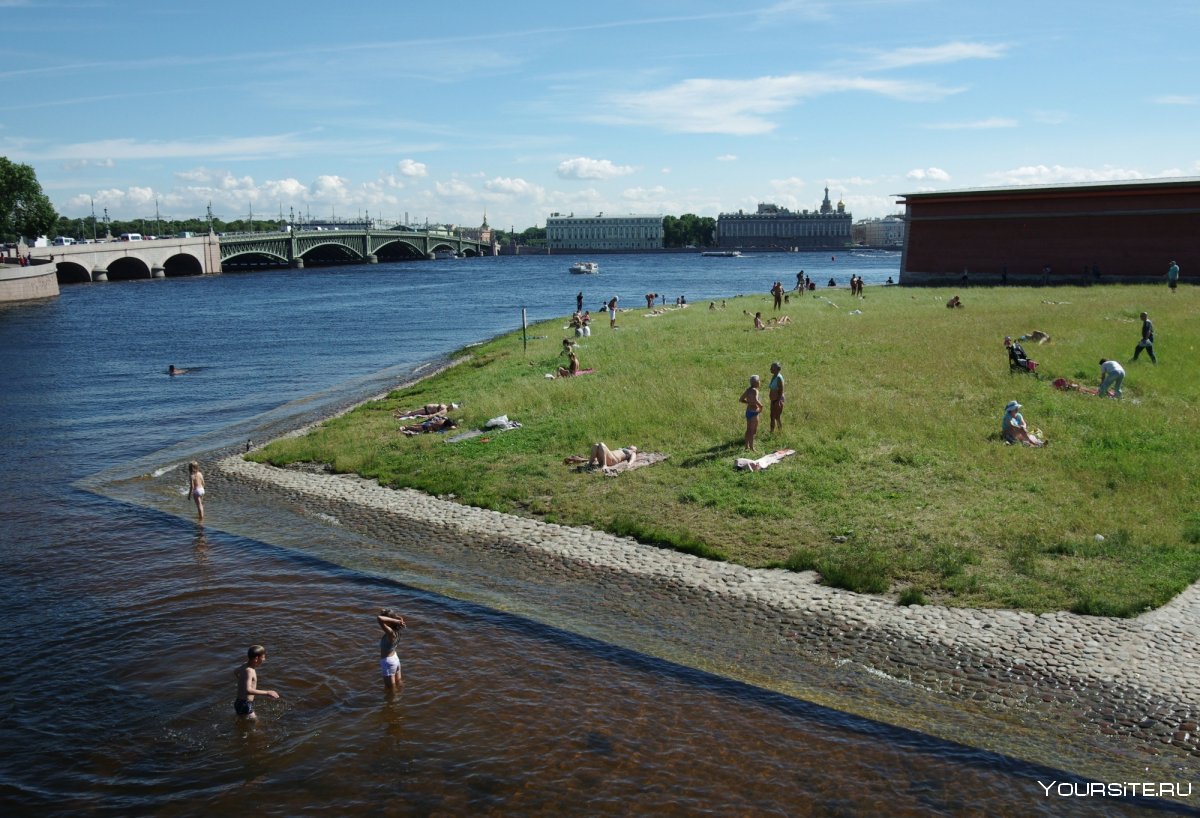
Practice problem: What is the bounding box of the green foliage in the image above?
[898,587,928,606]
[252,284,1200,614]
[662,213,717,248]
[0,158,57,241]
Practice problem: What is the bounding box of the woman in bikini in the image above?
[740,375,764,451]
[188,461,205,521]
[588,442,637,468]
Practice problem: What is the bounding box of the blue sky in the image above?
[3,0,1197,230]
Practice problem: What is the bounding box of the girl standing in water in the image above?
[188,461,205,521]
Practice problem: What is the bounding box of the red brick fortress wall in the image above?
[898,179,1200,285]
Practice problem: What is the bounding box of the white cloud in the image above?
[923,117,1017,130]
[863,41,1008,71]
[556,157,635,180]
[603,74,960,135]
[397,158,427,177]
[906,168,952,181]
[986,164,1184,186]
[1152,94,1198,106]
[485,176,543,197]
[716,154,738,162]
[61,158,114,171]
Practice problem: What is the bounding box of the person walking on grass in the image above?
[607,296,619,329]
[1133,312,1156,363]
[740,375,764,451]
[1167,260,1179,292]
[1099,359,1125,398]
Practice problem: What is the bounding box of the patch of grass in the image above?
[898,587,928,606]
[252,284,1200,614]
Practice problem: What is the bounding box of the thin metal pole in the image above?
[522,308,528,354]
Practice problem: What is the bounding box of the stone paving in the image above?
[216,451,1200,773]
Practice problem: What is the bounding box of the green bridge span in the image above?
[219,229,490,268]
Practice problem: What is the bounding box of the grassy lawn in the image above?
[251,283,1200,616]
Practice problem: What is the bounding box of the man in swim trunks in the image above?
[768,361,785,433]
[233,645,280,719]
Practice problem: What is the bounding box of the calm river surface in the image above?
[0,252,1182,816]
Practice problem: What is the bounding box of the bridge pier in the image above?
[366,254,378,264]
[151,266,165,278]
[92,266,108,282]
[292,258,305,269]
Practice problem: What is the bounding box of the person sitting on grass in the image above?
[402,416,457,436]
[588,442,637,468]
[1002,400,1044,447]
[557,351,581,378]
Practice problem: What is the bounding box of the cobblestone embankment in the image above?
[217,453,1200,772]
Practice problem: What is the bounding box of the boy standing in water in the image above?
[234,645,280,719]
[188,461,205,521]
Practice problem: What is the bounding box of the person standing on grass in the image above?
[1167,260,1179,292]
[608,296,619,329]
[576,291,584,312]
[740,375,764,451]
[768,361,785,434]
[1133,312,1156,363]
[1098,359,1125,398]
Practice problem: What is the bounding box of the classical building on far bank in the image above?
[898,178,1200,285]
[854,215,905,248]
[546,213,664,252]
[457,214,494,244]
[716,187,852,250]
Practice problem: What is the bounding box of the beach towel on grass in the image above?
[569,451,668,476]
[545,368,596,379]
[735,449,795,472]
[444,415,523,443]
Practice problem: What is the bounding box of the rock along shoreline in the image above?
[212,359,1200,785]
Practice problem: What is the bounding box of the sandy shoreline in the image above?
[209,359,1200,785]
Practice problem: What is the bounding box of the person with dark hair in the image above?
[768,361,785,433]
[233,645,280,719]
[377,608,406,691]
[1099,359,1125,398]
[1133,312,1156,363]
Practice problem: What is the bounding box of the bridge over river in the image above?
[31,228,489,286]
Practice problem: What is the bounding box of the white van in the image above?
[120,233,143,242]
[52,236,76,246]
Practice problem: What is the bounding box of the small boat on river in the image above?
[700,250,741,257]
[569,261,599,274]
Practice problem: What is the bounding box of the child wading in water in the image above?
[188,461,205,521]
[377,608,407,692]
[233,645,280,720]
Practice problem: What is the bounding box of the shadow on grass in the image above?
[677,440,745,468]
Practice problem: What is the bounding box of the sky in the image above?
[3,0,1198,230]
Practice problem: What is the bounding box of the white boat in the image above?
[569,261,599,274]
[701,250,741,257]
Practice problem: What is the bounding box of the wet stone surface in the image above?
[214,453,1200,776]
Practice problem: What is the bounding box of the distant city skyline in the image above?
[3,0,1197,230]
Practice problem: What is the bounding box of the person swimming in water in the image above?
[167,364,188,376]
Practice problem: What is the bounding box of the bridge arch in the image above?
[163,253,204,277]
[221,250,291,271]
[56,261,92,285]
[107,256,153,281]
[372,238,425,261]
[294,241,364,267]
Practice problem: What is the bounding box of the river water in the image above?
[0,252,1182,816]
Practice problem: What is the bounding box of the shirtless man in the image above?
[233,645,280,720]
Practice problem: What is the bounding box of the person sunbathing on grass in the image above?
[588,442,637,468]
[402,416,457,436]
